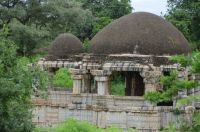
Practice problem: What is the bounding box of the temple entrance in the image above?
[125,71,144,96]
[88,74,97,94]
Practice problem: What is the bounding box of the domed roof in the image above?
[89,12,191,55]
[49,33,82,58]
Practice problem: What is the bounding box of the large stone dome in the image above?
[49,33,82,58]
[89,12,191,55]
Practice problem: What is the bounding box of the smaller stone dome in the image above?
[49,33,82,58]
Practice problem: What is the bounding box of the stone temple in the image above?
[32,12,199,131]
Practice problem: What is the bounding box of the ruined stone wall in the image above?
[32,91,188,131]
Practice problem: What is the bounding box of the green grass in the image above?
[34,119,135,132]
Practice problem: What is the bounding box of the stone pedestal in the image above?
[95,76,109,95]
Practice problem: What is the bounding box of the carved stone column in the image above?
[72,74,83,94]
[70,69,84,94]
[140,68,162,93]
[95,76,109,95]
[91,70,111,95]
[82,74,91,93]
[177,68,189,98]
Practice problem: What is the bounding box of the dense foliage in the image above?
[52,68,73,89]
[166,0,200,50]
[0,0,132,55]
[79,0,132,19]
[0,0,93,55]
[0,39,48,131]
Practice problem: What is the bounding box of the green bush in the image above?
[110,72,125,96]
[170,54,191,67]
[53,68,73,89]
[110,81,125,96]
[55,119,96,132]
[170,51,200,73]
[83,38,90,53]
[144,70,197,104]
[191,51,200,73]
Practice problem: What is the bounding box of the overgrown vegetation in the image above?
[110,72,125,96]
[145,52,200,105]
[144,52,200,131]
[52,68,73,89]
[34,118,135,132]
[161,111,200,132]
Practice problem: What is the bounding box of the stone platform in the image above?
[32,91,188,132]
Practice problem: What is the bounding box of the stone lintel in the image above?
[91,70,111,76]
[72,75,83,80]
[103,62,150,71]
[95,76,109,82]
[69,68,87,75]
[160,64,179,71]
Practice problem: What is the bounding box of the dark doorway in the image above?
[125,71,145,96]
[90,75,97,94]
[49,67,59,74]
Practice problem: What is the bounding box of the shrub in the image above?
[53,119,135,132]
[110,81,125,96]
[144,70,197,104]
[53,68,73,89]
[110,72,125,96]
[83,38,90,52]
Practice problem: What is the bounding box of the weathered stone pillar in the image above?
[177,68,189,98]
[70,69,84,94]
[91,70,111,95]
[95,76,109,95]
[82,74,91,93]
[72,75,83,94]
[140,68,162,93]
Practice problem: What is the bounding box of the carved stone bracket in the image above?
[140,69,162,93]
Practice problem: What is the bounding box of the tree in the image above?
[0,38,48,131]
[0,0,94,55]
[79,0,132,19]
[42,0,94,41]
[165,0,200,50]
[92,17,112,36]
